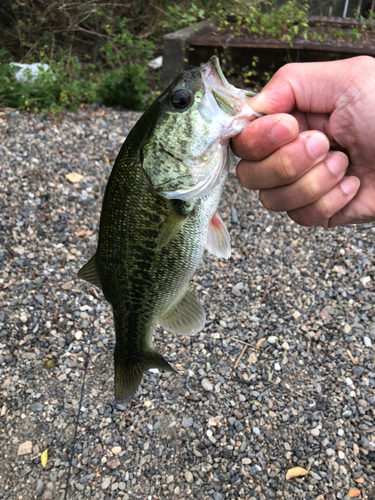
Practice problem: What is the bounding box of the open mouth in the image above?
[200,56,251,116]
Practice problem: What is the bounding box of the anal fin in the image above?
[77,254,102,290]
[159,286,205,336]
[206,211,231,259]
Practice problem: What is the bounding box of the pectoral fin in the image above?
[156,210,190,252]
[159,286,205,336]
[77,254,102,289]
[206,211,231,259]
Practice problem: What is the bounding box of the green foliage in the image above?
[161,4,205,31]
[97,65,150,111]
[213,0,310,44]
[0,52,97,114]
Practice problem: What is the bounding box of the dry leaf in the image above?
[65,172,83,184]
[41,448,48,468]
[286,467,309,480]
[348,488,361,497]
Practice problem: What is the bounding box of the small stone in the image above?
[364,336,372,347]
[267,336,278,344]
[107,458,120,469]
[111,446,121,455]
[36,479,44,497]
[311,428,320,437]
[338,429,344,436]
[281,342,289,350]
[343,410,352,417]
[326,448,335,456]
[182,417,193,428]
[42,491,53,500]
[253,427,260,436]
[46,482,54,492]
[18,440,32,456]
[358,399,368,408]
[166,475,174,484]
[338,450,346,460]
[101,477,111,490]
[344,324,351,334]
[274,363,281,371]
[30,403,44,412]
[75,330,83,340]
[185,470,194,483]
[292,310,301,319]
[346,377,354,386]
[310,471,321,480]
[242,458,251,465]
[202,378,213,392]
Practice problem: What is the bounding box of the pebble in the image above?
[201,378,213,391]
[267,336,278,344]
[35,479,44,497]
[358,399,368,408]
[274,363,281,371]
[311,428,320,437]
[185,470,194,483]
[101,477,111,490]
[182,416,193,428]
[364,336,372,347]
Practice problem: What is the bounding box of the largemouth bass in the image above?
[78,56,260,401]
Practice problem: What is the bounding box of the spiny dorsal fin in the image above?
[206,211,231,259]
[159,286,205,336]
[114,349,176,402]
[77,254,102,290]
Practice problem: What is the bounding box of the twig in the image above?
[261,270,276,303]
[231,337,260,351]
[347,349,357,365]
[233,344,248,370]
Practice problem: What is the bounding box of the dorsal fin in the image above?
[159,286,205,336]
[77,254,102,290]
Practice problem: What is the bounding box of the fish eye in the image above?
[171,89,192,109]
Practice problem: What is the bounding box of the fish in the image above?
[78,56,260,401]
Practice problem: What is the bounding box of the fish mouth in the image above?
[201,56,254,116]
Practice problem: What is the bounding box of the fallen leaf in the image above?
[18,441,33,456]
[65,172,83,184]
[43,354,58,368]
[286,467,309,480]
[256,338,266,349]
[348,488,361,497]
[41,448,48,468]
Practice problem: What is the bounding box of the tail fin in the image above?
[114,349,176,402]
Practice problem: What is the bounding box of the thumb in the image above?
[250,57,371,116]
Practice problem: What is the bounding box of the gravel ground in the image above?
[0,105,375,500]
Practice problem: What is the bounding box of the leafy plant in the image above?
[161,3,205,31]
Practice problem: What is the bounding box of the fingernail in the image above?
[302,132,329,159]
[270,120,295,144]
[326,151,349,176]
[340,177,360,196]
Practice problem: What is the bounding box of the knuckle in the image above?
[272,149,297,183]
[259,190,276,211]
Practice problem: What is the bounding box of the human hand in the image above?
[232,56,375,227]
